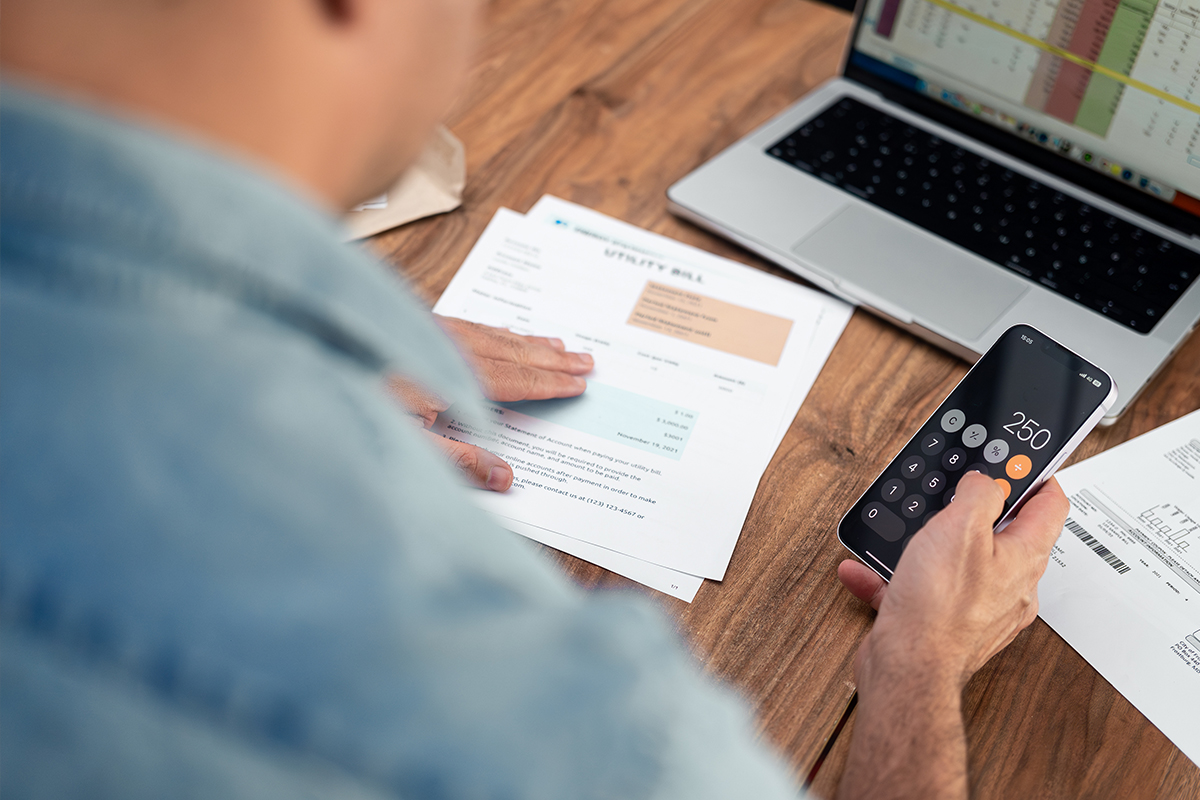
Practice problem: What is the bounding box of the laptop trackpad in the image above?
[791,205,1027,341]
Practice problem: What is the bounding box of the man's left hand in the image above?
[389,316,593,491]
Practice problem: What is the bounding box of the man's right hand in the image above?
[842,471,1068,686]
[835,472,1069,800]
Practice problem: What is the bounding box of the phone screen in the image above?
[838,325,1114,578]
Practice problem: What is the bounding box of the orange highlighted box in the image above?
[994,478,1012,500]
[1006,454,1032,480]
[627,281,793,366]
[1172,190,1200,217]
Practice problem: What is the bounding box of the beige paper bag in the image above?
[343,125,465,240]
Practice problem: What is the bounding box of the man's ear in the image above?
[318,0,356,24]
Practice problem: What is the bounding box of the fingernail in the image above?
[571,376,587,391]
[574,353,594,368]
[549,337,566,350]
[486,466,512,492]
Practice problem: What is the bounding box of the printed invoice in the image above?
[432,208,849,580]
[1039,410,1200,767]
[527,195,848,462]
[513,198,850,599]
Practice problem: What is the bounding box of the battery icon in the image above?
[1092,379,1101,386]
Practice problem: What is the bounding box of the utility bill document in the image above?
[526,195,846,460]
[1039,409,1200,767]
[432,207,849,584]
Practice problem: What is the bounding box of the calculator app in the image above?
[839,325,1112,578]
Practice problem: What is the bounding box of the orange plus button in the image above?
[994,478,1011,499]
[1006,454,1032,480]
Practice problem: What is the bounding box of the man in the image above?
[0,1,1068,798]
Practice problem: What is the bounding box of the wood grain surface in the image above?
[369,0,1200,795]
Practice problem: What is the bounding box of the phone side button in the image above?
[1046,451,1071,475]
[862,502,906,542]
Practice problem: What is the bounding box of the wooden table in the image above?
[371,1,1200,796]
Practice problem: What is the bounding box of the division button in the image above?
[901,494,927,518]
[901,454,926,478]
[941,447,967,471]
[983,438,1009,463]
[922,470,947,495]
[881,478,906,502]
[962,423,988,448]
[1006,454,1033,480]
[940,408,966,433]
[862,501,906,541]
[921,433,946,455]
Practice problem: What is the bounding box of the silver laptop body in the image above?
[669,0,1200,423]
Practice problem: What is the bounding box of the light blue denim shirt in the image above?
[0,85,803,800]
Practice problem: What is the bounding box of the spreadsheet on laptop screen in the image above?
[852,0,1200,218]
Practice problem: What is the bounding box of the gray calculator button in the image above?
[862,502,906,542]
[901,455,926,479]
[966,463,990,476]
[962,423,988,448]
[940,409,966,433]
[901,494,926,518]
[881,479,906,502]
[920,433,946,456]
[941,447,967,471]
[922,470,947,495]
[983,438,1009,463]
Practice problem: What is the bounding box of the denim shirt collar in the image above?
[0,81,480,409]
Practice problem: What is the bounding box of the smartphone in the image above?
[837,324,1118,581]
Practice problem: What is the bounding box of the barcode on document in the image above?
[1065,518,1130,574]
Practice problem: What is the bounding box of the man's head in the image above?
[0,0,480,210]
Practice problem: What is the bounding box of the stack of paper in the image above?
[431,197,852,601]
[1039,409,1200,767]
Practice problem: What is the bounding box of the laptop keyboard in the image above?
[766,97,1197,334]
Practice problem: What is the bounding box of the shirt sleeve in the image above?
[1,264,806,800]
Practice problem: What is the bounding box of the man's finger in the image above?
[480,359,587,402]
[996,477,1070,563]
[436,316,593,375]
[526,335,566,351]
[387,376,448,429]
[424,431,513,492]
[478,332,592,374]
[838,560,888,610]
[942,470,1006,540]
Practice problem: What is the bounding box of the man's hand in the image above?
[836,472,1069,800]
[389,316,593,492]
[841,472,1068,684]
[434,316,593,403]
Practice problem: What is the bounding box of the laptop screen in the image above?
[847,0,1200,227]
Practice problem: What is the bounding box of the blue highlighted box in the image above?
[501,382,698,460]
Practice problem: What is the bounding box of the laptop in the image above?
[668,0,1200,423]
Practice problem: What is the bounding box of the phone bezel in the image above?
[836,324,1118,582]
